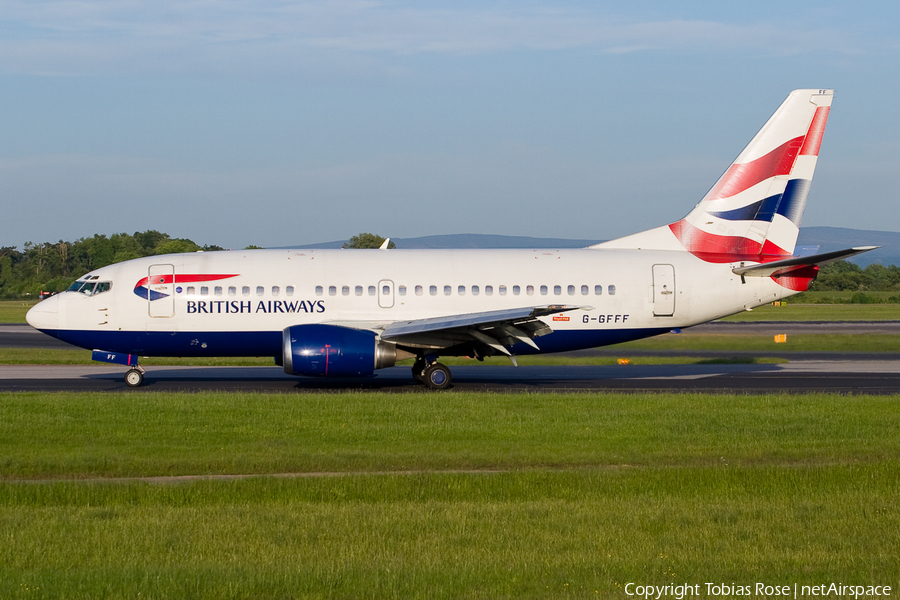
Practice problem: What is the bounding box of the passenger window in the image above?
[272,286,280,296]
[399,286,407,296]
[513,285,520,295]
[608,285,616,295]
[415,285,423,296]
[329,286,337,296]
[553,285,561,295]
[485,285,493,296]
[444,285,451,296]
[228,286,236,297]
[568,285,575,295]
[315,286,323,297]
[187,286,195,296]
[581,285,589,295]
[499,285,507,296]
[368,286,376,296]
[342,286,349,296]
[215,286,223,296]
[594,285,603,295]
[201,286,209,296]
[286,286,294,296]
[526,285,534,296]
[430,285,437,296]
[458,285,466,296]
[256,286,264,296]
[382,285,390,296]
[472,285,479,296]
[242,286,250,296]
[540,285,548,296]
[355,285,363,296]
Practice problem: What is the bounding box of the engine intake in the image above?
[282,324,397,377]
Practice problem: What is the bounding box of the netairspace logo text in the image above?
[625,583,892,599]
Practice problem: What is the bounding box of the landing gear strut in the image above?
[124,366,145,387]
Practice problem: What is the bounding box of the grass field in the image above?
[722,302,900,321]
[1,391,898,598]
[0,300,36,323]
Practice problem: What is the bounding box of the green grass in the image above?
[0,391,898,598]
[722,302,900,321]
[5,391,898,479]
[0,300,36,323]
[621,332,900,352]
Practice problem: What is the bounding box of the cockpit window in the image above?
[66,278,112,296]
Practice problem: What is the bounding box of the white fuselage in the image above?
[27,247,793,359]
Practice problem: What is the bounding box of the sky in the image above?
[1,1,899,250]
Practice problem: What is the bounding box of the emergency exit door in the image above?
[652,264,675,317]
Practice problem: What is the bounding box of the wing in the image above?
[326,304,591,362]
[382,304,591,360]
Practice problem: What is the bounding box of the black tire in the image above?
[124,368,144,387]
[423,363,452,390]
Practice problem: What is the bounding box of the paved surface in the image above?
[5,322,900,393]
[3,362,900,394]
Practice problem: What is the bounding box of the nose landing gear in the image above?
[124,366,145,387]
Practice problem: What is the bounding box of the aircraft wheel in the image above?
[124,368,144,387]
[411,359,426,383]
[423,362,452,390]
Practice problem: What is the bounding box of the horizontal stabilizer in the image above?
[732,246,878,278]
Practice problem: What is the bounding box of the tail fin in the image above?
[593,89,833,262]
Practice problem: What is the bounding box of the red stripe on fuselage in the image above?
[134,274,239,289]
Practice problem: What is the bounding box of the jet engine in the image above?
[282,324,398,377]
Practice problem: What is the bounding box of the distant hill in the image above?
[796,227,900,267]
[284,227,899,267]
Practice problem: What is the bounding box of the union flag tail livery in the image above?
[26,89,876,389]
[596,89,834,262]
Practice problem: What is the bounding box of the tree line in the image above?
[0,230,895,298]
[0,231,394,298]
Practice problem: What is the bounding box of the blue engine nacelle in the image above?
[282,324,398,377]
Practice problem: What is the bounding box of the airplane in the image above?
[26,89,875,389]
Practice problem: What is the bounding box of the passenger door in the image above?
[652,264,675,317]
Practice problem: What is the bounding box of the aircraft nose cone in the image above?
[26,294,60,331]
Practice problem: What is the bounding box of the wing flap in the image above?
[380,305,590,340]
[380,304,591,353]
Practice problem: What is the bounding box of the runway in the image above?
[3,361,900,393]
[4,322,900,393]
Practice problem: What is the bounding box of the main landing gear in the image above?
[124,366,145,387]
[411,358,452,390]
